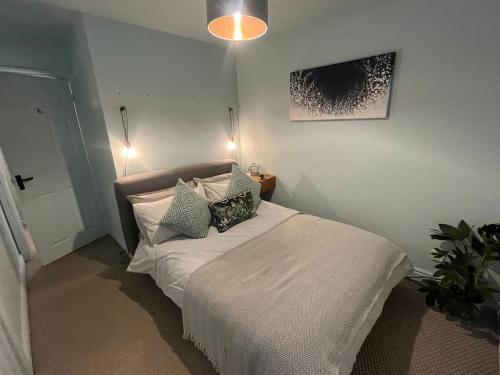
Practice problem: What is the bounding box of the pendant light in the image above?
[206,0,268,41]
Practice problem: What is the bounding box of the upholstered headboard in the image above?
[114,159,236,255]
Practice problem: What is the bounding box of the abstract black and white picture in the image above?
[290,52,396,121]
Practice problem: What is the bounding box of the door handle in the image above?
[14,175,34,191]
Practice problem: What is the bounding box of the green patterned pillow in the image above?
[224,165,261,210]
[209,191,255,233]
[160,179,211,239]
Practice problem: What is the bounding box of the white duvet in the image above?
[128,201,411,375]
[128,201,298,307]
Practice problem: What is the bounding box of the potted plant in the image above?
[417,220,500,320]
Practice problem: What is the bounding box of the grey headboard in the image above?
[114,159,236,254]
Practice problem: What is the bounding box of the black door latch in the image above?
[14,175,34,190]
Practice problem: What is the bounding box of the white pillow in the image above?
[200,180,230,201]
[132,183,207,245]
[194,173,231,184]
[128,180,201,204]
[195,173,231,201]
[133,195,179,245]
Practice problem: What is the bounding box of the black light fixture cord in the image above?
[120,106,129,176]
[229,107,235,143]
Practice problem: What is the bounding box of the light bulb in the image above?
[122,146,136,158]
[233,12,242,40]
[226,140,236,151]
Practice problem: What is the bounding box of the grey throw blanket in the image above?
[183,214,410,375]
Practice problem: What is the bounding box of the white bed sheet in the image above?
[128,201,298,307]
[128,200,411,374]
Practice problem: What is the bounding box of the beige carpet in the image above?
[28,236,498,375]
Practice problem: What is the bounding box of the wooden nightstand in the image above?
[251,174,276,202]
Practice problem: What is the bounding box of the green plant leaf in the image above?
[430,233,453,241]
[421,220,499,320]
[478,285,500,295]
[458,220,471,235]
[431,248,448,259]
[478,224,500,240]
[434,263,450,270]
[470,235,485,256]
[433,270,446,278]
[433,221,471,241]
[424,279,440,286]
[439,223,456,232]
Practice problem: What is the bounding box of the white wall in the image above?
[68,16,119,243]
[0,36,72,73]
[80,15,239,246]
[84,15,239,176]
[236,0,500,274]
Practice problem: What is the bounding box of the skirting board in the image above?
[409,266,433,278]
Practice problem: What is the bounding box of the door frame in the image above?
[0,148,33,374]
[0,149,32,261]
[0,65,100,261]
[0,198,33,375]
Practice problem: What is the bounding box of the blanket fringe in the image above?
[183,330,222,374]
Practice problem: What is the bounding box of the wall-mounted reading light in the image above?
[226,141,236,151]
[122,145,136,159]
[206,0,268,41]
[120,106,135,176]
[227,107,237,151]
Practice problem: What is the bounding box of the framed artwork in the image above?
[290,52,396,121]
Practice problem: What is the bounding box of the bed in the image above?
[114,159,412,375]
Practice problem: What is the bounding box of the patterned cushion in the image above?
[160,179,211,239]
[225,165,261,210]
[209,191,256,233]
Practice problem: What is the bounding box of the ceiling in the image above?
[28,0,347,44]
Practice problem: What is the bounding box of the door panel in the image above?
[34,191,68,243]
[0,114,47,179]
[0,72,104,264]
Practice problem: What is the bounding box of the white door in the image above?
[0,72,103,265]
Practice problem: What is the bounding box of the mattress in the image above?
[128,201,298,307]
